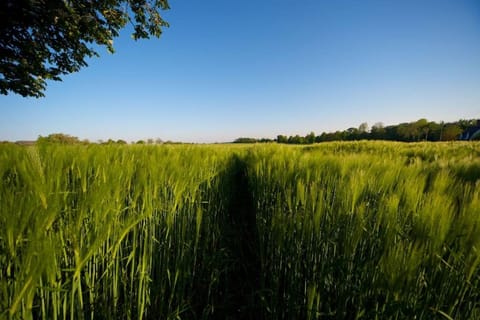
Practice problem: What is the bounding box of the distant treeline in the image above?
[32,135,172,145]
[234,119,480,144]
[3,119,478,146]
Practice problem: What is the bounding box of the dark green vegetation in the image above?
[234,118,480,144]
[1,142,480,319]
[0,0,169,98]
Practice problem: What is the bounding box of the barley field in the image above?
[1,141,479,319]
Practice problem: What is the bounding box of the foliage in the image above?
[442,124,464,141]
[234,137,258,144]
[1,142,480,319]
[0,144,236,319]
[0,0,170,98]
[247,142,480,319]
[233,137,274,144]
[266,118,478,144]
[37,133,82,144]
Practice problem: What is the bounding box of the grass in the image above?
[247,141,480,319]
[1,141,479,319]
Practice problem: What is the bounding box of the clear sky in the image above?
[1,0,479,143]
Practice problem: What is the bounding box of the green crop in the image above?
[1,141,479,319]
[0,144,237,319]
[247,141,480,319]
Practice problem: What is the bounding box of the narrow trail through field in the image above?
[215,155,263,319]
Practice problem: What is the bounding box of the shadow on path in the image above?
[212,154,263,320]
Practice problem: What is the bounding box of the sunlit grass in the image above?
[247,141,480,319]
[1,141,479,319]
[0,144,236,319]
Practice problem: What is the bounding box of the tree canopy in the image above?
[233,119,478,144]
[0,0,170,98]
[37,133,83,144]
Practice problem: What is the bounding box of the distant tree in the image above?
[155,138,163,144]
[383,125,399,141]
[370,122,385,140]
[318,131,343,142]
[358,122,369,134]
[315,133,325,143]
[277,135,288,144]
[116,139,127,144]
[37,133,80,144]
[136,140,145,144]
[426,122,441,141]
[345,127,359,140]
[233,137,257,143]
[147,138,154,145]
[396,123,413,141]
[1,0,170,97]
[415,119,429,141]
[442,124,463,141]
[458,119,477,130]
[305,132,316,144]
[407,123,420,141]
[288,135,305,144]
[238,118,475,144]
[372,122,384,130]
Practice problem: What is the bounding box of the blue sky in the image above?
[1,0,479,143]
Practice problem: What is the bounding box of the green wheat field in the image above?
[1,141,480,319]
